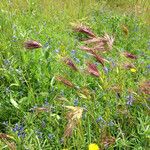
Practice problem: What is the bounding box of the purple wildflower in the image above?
[103,66,109,74]
[12,123,25,138]
[126,94,134,106]
[41,120,46,128]
[71,50,76,55]
[73,57,80,63]
[96,116,106,123]
[3,59,10,66]
[73,98,79,106]
[12,35,17,42]
[108,121,114,126]
[44,99,49,106]
[18,132,25,138]
[148,41,150,50]
[147,65,150,70]
[35,130,43,139]
[60,138,64,144]
[48,134,54,140]
[94,62,99,66]
[60,90,64,96]
[54,49,60,53]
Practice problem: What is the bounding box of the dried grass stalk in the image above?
[103,33,115,50]
[80,34,114,52]
[0,133,12,140]
[123,63,135,69]
[102,136,116,148]
[31,107,50,113]
[3,140,16,150]
[140,81,150,95]
[64,106,83,138]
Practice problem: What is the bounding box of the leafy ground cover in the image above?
[0,0,150,149]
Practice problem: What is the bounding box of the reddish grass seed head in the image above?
[123,52,137,59]
[63,58,78,71]
[56,76,75,88]
[72,23,96,38]
[87,62,100,77]
[24,40,42,49]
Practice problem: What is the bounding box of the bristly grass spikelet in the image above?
[63,57,78,71]
[71,23,96,38]
[24,40,42,49]
[56,76,75,88]
[87,62,100,77]
[123,52,137,59]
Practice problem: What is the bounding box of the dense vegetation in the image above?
[0,0,149,149]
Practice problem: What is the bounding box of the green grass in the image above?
[0,0,150,149]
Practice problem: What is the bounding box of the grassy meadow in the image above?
[0,0,150,149]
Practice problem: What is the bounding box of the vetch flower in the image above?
[96,116,106,124]
[88,143,99,150]
[73,56,80,63]
[3,59,10,66]
[60,137,64,144]
[41,120,46,128]
[126,93,134,106]
[73,98,79,106]
[48,133,54,140]
[94,62,99,66]
[54,49,60,53]
[71,50,76,55]
[108,121,114,126]
[103,66,109,74]
[12,123,25,138]
[12,35,17,42]
[24,40,42,49]
[147,65,150,70]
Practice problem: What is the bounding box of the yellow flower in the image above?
[89,143,99,150]
[130,68,136,73]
